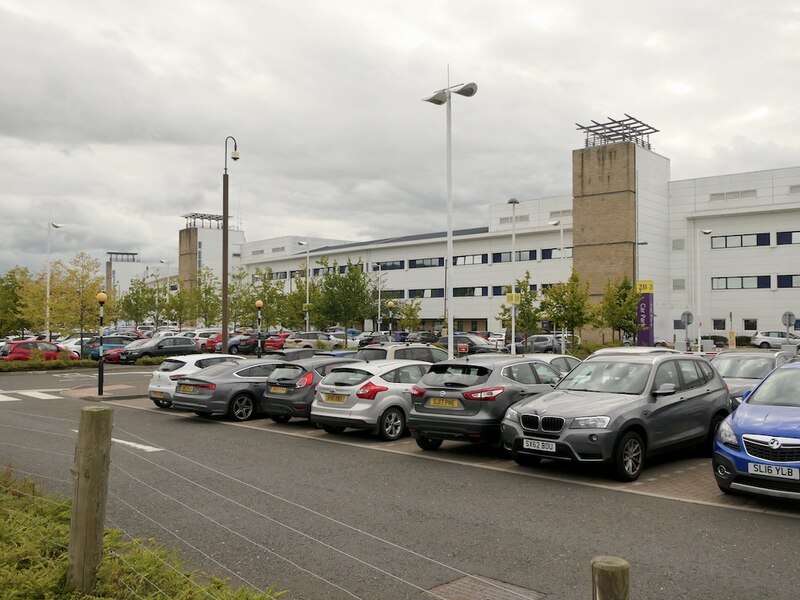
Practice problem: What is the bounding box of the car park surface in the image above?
[503,353,729,481]
[311,359,430,440]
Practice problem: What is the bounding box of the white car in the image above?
[148,353,246,408]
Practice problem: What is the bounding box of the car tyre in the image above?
[229,346,238,355]
[140,353,152,359]
[698,413,727,457]
[415,436,443,451]
[151,398,172,409]
[228,394,255,422]
[512,452,542,467]
[378,407,405,441]
[322,424,346,434]
[269,415,292,424]
[611,430,645,482]
[759,342,770,349]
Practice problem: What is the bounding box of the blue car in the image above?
[713,360,800,500]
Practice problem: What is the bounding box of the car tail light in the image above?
[411,385,425,399]
[169,374,184,381]
[356,381,389,400]
[462,386,504,401]
[193,383,217,391]
[296,371,314,388]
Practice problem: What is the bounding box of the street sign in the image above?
[681,311,694,326]
[506,292,521,305]
[782,311,796,327]
[636,280,654,294]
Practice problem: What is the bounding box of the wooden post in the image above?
[592,555,630,600]
[67,406,113,594]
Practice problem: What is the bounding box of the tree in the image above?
[0,267,32,336]
[119,277,153,327]
[252,267,287,330]
[228,267,256,331]
[395,298,423,332]
[51,253,104,335]
[595,276,643,341]
[284,259,321,330]
[539,269,593,342]
[317,259,373,329]
[495,271,541,335]
[164,288,194,330]
[191,266,221,327]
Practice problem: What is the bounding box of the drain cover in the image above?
[422,575,543,599]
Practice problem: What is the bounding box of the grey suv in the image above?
[501,353,729,481]
[407,355,562,451]
[354,343,448,363]
[119,336,198,363]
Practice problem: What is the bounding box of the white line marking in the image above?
[18,391,60,400]
[70,429,162,452]
[0,394,21,402]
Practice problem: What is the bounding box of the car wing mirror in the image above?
[549,375,561,386]
[741,390,751,402]
[653,383,677,396]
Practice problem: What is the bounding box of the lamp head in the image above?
[452,82,478,97]
[387,300,395,309]
[51,222,66,229]
[422,90,448,105]
[255,300,263,309]
[297,241,308,247]
[700,229,712,235]
[231,150,240,161]
[508,198,519,205]
[96,291,108,305]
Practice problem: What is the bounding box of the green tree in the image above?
[54,253,104,337]
[395,298,423,332]
[284,259,321,330]
[317,259,373,329]
[164,288,195,330]
[119,277,153,327]
[539,269,593,342]
[17,265,49,334]
[0,267,32,336]
[228,267,256,331]
[495,271,541,336]
[595,276,643,341]
[191,266,221,327]
[252,267,287,330]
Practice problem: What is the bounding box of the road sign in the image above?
[782,311,796,328]
[506,292,521,305]
[636,280,654,294]
[681,311,694,326]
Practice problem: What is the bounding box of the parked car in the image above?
[172,358,286,421]
[148,353,247,408]
[311,359,430,440]
[713,360,800,500]
[520,352,582,374]
[191,329,221,351]
[58,334,96,355]
[87,335,138,360]
[261,348,318,360]
[710,350,796,410]
[354,343,449,363]
[264,331,292,350]
[502,353,729,481]
[407,355,563,451]
[436,333,499,355]
[0,340,79,361]
[587,346,681,357]
[119,336,198,363]
[260,356,362,423]
[405,331,439,344]
[284,331,343,350]
[102,339,150,364]
[357,333,393,347]
[750,331,800,349]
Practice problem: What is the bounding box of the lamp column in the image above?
[222,136,239,353]
[255,299,263,357]
[696,228,713,352]
[96,292,107,396]
[508,198,519,355]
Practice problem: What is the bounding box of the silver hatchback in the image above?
[311,359,430,440]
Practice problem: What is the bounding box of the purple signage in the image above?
[636,292,654,346]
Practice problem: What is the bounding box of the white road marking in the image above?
[18,391,61,400]
[70,430,163,452]
[0,394,21,402]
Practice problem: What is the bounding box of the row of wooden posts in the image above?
[64,406,631,598]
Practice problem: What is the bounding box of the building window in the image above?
[271,246,285,253]
[409,257,444,268]
[743,319,758,331]
[290,270,303,279]
[409,288,444,298]
[711,233,769,249]
[492,286,506,296]
[672,238,685,251]
[453,287,488,297]
[453,254,488,266]
[542,247,573,260]
[673,320,685,330]
[252,249,265,256]
[776,231,800,245]
[198,241,202,248]
[710,189,757,201]
[382,290,405,299]
[777,274,800,288]
[270,271,288,280]
[374,260,404,271]
[672,279,685,291]
[711,276,770,290]
[492,250,536,263]
[712,319,726,330]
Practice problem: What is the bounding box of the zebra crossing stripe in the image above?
[18,391,61,400]
[0,394,21,402]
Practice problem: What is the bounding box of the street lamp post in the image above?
[46,221,65,341]
[387,300,395,340]
[96,292,107,396]
[696,228,713,352]
[159,259,170,292]
[221,136,240,353]
[298,241,310,331]
[423,71,478,358]
[373,262,382,332]
[549,219,566,354]
[255,299,263,357]
[508,198,519,355]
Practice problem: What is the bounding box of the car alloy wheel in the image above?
[151,398,172,409]
[612,431,644,482]
[379,407,404,441]
[228,394,254,421]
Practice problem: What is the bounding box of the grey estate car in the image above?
[406,355,563,451]
[501,353,729,481]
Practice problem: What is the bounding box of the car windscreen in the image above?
[158,359,187,372]
[558,360,652,395]
[747,369,800,407]
[420,364,491,388]
[268,365,306,383]
[711,355,774,380]
[321,368,372,387]
[354,348,387,361]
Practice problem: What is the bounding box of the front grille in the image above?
[743,437,800,463]
[521,414,565,432]
[541,416,565,432]
[520,415,539,430]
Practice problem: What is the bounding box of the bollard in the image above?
[592,555,630,600]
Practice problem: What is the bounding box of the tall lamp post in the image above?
[508,198,520,355]
[297,241,310,331]
[96,292,107,396]
[46,221,65,341]
[255,299,263,357]
[159,259,170,292]
[387,300,395,340]
[221,136,240,353]
[696,228,713,351]
[423,71,478,358]
[373,262,382,332]
[548,219,566,354]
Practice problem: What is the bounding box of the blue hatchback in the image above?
[713,360,800,500]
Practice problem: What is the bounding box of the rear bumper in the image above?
[260,396,312,418]
[407,415,501,443]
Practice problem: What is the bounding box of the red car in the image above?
[264,332,292,350]
[102,339,150,363]
[0,340,79,361]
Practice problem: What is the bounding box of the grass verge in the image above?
[0,468,284,599]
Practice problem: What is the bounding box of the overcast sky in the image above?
[2,1,799,276]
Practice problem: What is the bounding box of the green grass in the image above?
[0,359,97,373]
[0,469,284,599]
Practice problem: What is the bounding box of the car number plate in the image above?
[269,386,287,394]
[748,463,799,480]
[325,394,347,404]
[178,385,194,393]
[151,391,165,398]
[429,397,460,408]
[523,439,556,452]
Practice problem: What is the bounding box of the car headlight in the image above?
[717,420,738,448]
[569,416,611,429]
[504,407,519,423]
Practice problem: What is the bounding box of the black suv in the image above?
[119,336,198,363]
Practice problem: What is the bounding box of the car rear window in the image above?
[712,355,773,379]
[354,348,388,361]
[158,359,187,372]
[269,365,306,382]
[420,364,491,388]
[321,368,372,386]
